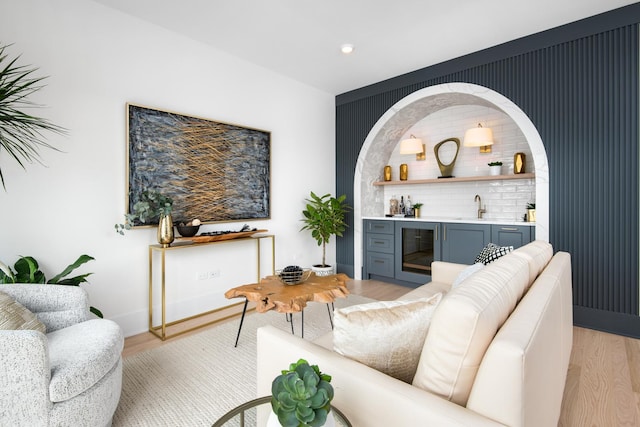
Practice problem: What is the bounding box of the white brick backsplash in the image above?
[384,105,535,221]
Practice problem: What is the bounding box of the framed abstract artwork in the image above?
[126,103,271,225]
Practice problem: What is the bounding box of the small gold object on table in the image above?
[225,273,350,346]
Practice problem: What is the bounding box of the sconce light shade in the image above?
[400,135,426,160]
[464,124,494,153]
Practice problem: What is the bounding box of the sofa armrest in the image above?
[0,284,90,332]
[0,330,51,423]
[257,326,505,427]
[432,261,468,285]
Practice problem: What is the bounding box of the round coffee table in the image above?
[212,395,352,427]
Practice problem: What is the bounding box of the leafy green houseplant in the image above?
[271,359,334,427]
[0,254,102,317]
[300,192,350,268]
[115,190,174,234]
[0,44,65,189]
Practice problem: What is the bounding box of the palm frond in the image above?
[0,43,66,189]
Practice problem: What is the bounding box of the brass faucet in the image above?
[475,194,486,219]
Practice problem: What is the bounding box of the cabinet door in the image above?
[365,220,394,234]
[394,221,441,284]
[491,225,532,249]
[441,223,491,264]
[365,251,394,278]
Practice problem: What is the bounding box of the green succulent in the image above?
[271,359,334,427]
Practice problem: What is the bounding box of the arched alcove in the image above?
[352,83,549,279]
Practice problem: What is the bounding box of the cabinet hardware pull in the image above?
[374,260,384,263]
[435,225,438,241]
[374,241,385,245]
[443,225,447,241]
[501,227,518,231]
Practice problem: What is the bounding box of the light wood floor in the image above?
[123,279,640,426]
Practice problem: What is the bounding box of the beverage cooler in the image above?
[394,221,440,283]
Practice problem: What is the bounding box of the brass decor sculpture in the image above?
[434,137,460,178]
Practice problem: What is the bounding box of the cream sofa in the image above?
[257,241,573,426]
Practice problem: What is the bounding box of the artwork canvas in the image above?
[127,103,271,225]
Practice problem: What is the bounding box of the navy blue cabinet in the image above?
[491,225,533,248]
[442,223,491,265]
[363,219,533,286]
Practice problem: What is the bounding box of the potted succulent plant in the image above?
[412,202,423,218]
[115,190,175,246]
[488,161,503,176]
[300,192,350,276]
[527,202,536,222]
[270,359,335,427]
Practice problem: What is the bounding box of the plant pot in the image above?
[413,208,421,218]
[157,213,174,247]
[527,209,536,222]
[267,410,336,427]
[312,265,334,277]
[489,165,502,176]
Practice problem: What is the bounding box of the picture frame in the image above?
[126,103,271,225]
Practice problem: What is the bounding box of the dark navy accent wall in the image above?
[336,5,640,337]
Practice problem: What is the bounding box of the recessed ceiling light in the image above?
[341,44,354,54]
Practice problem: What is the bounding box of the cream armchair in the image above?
[0,284,123,427]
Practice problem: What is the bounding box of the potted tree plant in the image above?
[300,192,350,276]
[270,358,334,427]
[115,190,175,247]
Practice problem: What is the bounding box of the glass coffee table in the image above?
[212,396,352,427]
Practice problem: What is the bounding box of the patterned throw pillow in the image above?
[0,291,46,333]
[474,243,514,265]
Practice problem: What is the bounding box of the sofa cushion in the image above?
[47,319,124,402]
[511,240,553,286]
[0,290,46,333]
[333,294,442,383]
[451,263,484,289]
[412,254,530,405]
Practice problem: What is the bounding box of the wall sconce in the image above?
[463,123,494,153]
[400,135,426,160]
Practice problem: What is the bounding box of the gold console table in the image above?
[148,234,275,340]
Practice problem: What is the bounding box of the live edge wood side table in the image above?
[224,273,350,346]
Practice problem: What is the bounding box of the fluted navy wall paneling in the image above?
[336,5,640,337]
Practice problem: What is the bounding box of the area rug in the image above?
[113,294,375,426]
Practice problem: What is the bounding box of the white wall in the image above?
[0,0,336,336]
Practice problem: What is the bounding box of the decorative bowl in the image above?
[276,268,312,285]
[176,225,200,237]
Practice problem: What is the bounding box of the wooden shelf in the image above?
[373,173,535,186]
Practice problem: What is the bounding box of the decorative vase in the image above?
[414,208,421,218]
[514,152,526,174]
[267,410,336,427]
[157,213,174,247]
[527,209,536,222]
[383,165,392,181]
[489,165,502,176]
[399,164,408,181]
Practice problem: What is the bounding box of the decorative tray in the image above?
[177,229,268,243]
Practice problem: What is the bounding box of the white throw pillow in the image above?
[451,263,484,289]
[333,293,442,383]
[0,290,46,333]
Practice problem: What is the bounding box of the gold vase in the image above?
[384,165,392,181]
[157,213,174,247]
[514,152,526,174]
[399,164,408,181]
[414,208,420,218]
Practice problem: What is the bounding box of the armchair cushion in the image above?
[48,319,124,402]
[0,291,46,333]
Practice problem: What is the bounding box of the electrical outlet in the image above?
[196,272,207,280]
[209,270,221,278]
